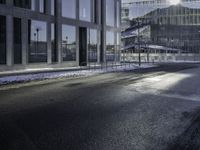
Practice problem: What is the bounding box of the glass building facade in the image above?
[28,20,47,63]
[62,25,76,61]
[0,0,121,71]
[122,0,200,62]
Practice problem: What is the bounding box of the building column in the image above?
[47,22,52,64]
[55,0,62,64]
[96,0,101,64]
[97,30,101,63]
[21,18,28,65]
[101,0,106,63]
[76,0,80,65]
[6,15,13,66]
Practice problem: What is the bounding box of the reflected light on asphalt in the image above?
[128,72,194,92]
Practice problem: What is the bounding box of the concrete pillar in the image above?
[97,30,101,63]
[55,0,62,64]
[6,15,13,66]
[47,22,52,64]
[21,18,28,65]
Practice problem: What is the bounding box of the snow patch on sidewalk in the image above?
[0,64,155,85]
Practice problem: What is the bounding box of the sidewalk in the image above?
[0,63,155,86]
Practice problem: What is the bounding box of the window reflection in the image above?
[79,0,91,22]
[106,31,115,61]
[0,15,6,64]
[62,0,76,19]
[62,25,76,61]
[28,20,47,63]
[88,29,98,62]
[106,0,115,26]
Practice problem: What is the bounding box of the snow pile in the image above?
[0,64,155,85]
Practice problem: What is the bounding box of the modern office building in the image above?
[122,0,170,19]
[0,0,121,71]
[122,1,200,62]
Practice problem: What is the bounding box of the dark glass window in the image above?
[88,29,98,62]
[62,25,76,61]
[106,31,115,61]
[28,20,47,63]
[62,0,76,19]
[0,15,6,65]
[14,18,22,64]
[0,0,6,4]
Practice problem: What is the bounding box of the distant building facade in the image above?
[143,4,200,53]
[122,1,200,62]
[0,0,121,71]
[122,0,170,29]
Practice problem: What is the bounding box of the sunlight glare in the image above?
[169,0,180,5]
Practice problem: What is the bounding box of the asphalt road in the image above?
[0,63,200,150]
